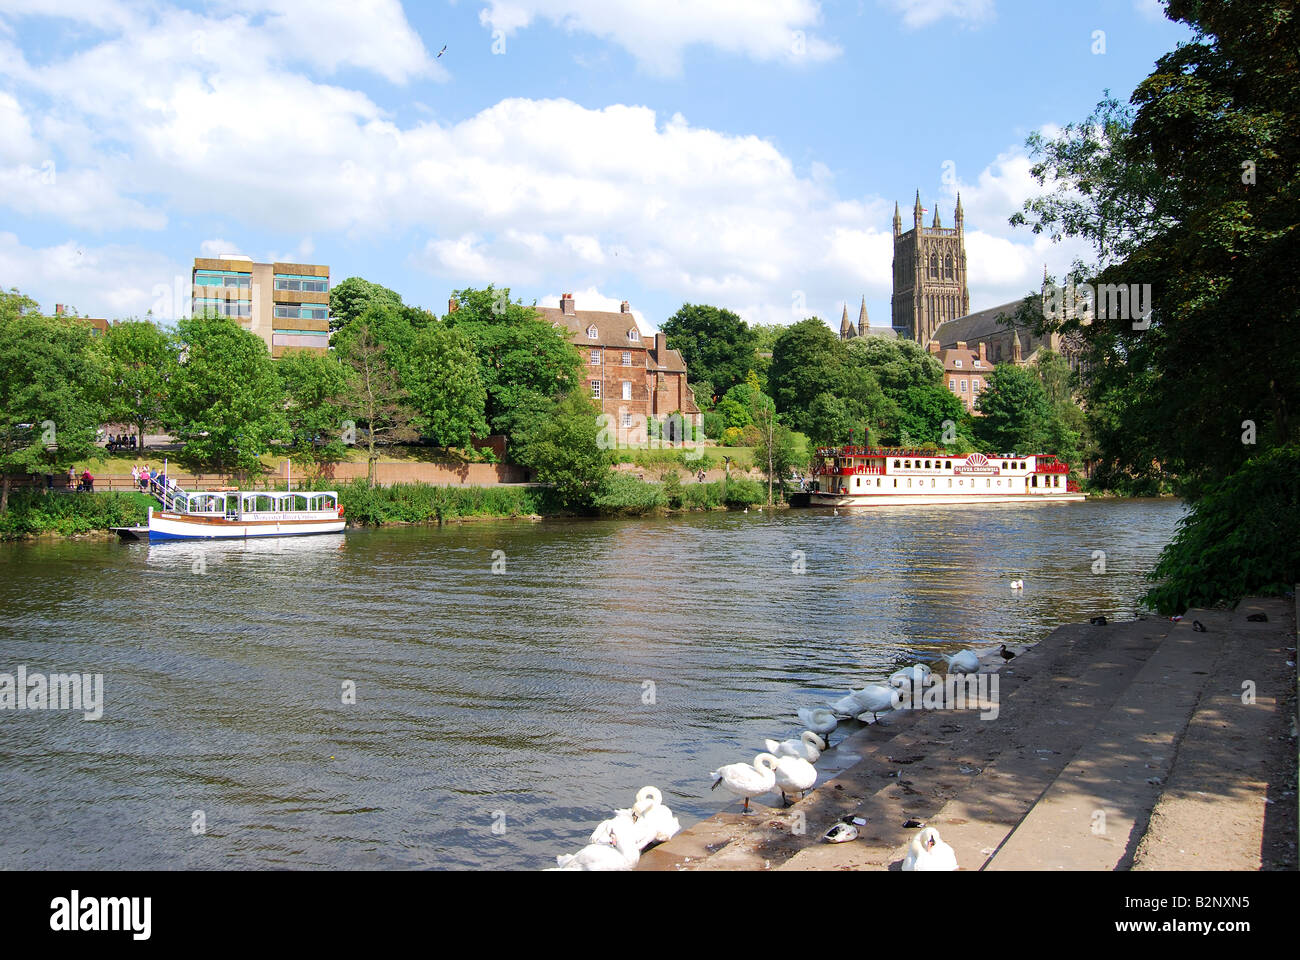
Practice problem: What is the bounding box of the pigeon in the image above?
[1089,616,1107,626]
[1192,620,1207,632]
[999,644,1016,661]
[1247,613,1268,622]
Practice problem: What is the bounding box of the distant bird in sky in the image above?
[437,45,447,58]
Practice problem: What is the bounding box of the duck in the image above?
[796,707,838,746]
[942,649,981,674]
[852,683,898,722]
[632,786,681,845]
[823,820,859,843]
[772,754,818,805]
[901,826,958,871]
[710,753,779,813]
[998,644,1016,661]
[764,731,826,763]
[552,828,642,871]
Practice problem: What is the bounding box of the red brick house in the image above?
[536,294,700,430]
[928,339,992,414]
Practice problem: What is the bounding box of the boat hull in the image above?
[148,511,346,541]
[808,491,1085,508]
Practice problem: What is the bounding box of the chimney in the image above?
[560,292,576,316]
[978,342,987,362]
[620,300,631,314]
[927,339,940,355]
[55,303,64,316]
[956,340,967,351]
[447,296,458,314]
[655,331,667,358]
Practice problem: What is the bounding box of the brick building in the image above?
[535,294,700,431]
[928,339,991,414]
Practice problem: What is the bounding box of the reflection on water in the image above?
[0,499,1183,869]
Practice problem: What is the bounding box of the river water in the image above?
[0,499,1183,870]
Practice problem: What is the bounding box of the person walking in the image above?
[81,469,94,492]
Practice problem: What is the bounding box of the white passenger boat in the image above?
[147,488,346,541]
[808,446,1085,507]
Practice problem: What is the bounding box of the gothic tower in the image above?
[890,191,970,344]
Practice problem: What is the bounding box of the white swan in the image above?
[710,753,778,813]
[553,829,642,871]
[830,690,866,716]
[764,731,825,763]
[853,683,897,721]
[634,786,681,845]
[889,663,932,687]
[797,707,838,745]
[772,754,817,805]
[942,649,981,674]
[901,826,958,871]
[1010,578,1024,590]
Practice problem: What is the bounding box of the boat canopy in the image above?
[168,490,339,515]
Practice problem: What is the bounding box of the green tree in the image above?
[0,310,106,510]
[974,364,1054,453]
[768,318,846,434]
[334,323,415,487]
[660,304,759,397]
[444,286,581,434]
[170,316,287,480]
[845,337,944,394]
[405,323,488,449]
[101,319,178,453]
[329,277,404,334]
[511,390,611,509]
[896,383,973,447]
[277,349,350,465]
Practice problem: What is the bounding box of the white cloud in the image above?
[878,0,994,29]
[0,232,187,320]
[478,0,841,75]
[1133,0,1167,23]
[539,286,652,332]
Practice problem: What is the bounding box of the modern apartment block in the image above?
[192,256,330,356]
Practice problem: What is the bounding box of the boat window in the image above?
[893,460,900,468]
[903,460,910,469]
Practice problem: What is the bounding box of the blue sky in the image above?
[0,0,1192,333]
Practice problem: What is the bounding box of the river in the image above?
[0,499,1183,869]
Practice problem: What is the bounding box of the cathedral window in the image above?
[945,254,954,279]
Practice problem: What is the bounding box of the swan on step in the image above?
[772,754,818,806]
[764,730,826,763]
[942,649,981,674]
[633,786,681,844]
[797,707,838,746]
[589,787,658,849]
[710,753,778,813]
[552,828,642,871]
[853,683,898,722]
[889,663,932,687]
[901,826,958,871]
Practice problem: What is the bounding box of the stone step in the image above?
[1131,597,1296,870]
[779,616,1174,870]
[984,608,1232,870]
[640,622,1120,871]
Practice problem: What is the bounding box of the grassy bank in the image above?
[339,475,771,524]
[0,490,154,540]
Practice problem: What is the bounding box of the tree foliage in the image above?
[405,323,488,449]
[661,303,759,398]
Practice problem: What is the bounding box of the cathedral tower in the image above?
[890,191,970,344]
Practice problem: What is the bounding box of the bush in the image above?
[702,410,725,440]
[0,490,153,539]
[339,480,559,524]
[1142,444,1300,614]
[721,476,765,506]
[592,473,666,516]
[740,424,763,446]
[721,427,745,447]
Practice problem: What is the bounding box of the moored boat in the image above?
[147,489,346,541]
[808,446,1084,507]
